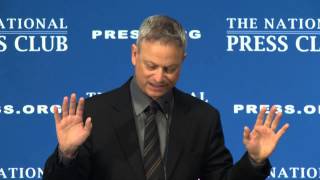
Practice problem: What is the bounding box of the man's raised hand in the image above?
[53,93,92,158]
[243,106,289,163]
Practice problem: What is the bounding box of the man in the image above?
[43,15,289,180]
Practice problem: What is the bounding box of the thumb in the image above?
[84,117,93,135]
[243,126,250,145]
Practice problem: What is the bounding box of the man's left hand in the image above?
[243,106,289,164]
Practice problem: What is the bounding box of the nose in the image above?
[154,68,165,83]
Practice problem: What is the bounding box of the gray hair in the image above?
[136,15,186,52]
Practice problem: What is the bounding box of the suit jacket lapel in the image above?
[166,88,190,180]
[110,79,146,180]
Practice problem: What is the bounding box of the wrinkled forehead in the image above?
[137,41,184,67]
[137,39,184,54]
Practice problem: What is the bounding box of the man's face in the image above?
[131,40,185,100]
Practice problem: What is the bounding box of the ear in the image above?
[131,44,138,66]
[182,52,187,62]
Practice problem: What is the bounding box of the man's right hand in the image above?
[53,93,92,158]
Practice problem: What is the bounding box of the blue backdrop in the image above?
[1,0,320,179]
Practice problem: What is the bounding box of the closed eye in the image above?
[164,65,179,74]
[144,61,158,70]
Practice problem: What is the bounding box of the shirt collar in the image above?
[130,76,173,116]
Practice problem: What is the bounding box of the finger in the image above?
[53,106,61,125]
[276,123,289,139]
[69,93,77,115]
[253,126,264,134]
[243,126,250,144]
[251,127,261,138]
[271,111,282,131]
[264,106,276,128]
[84,117,93,135]
[255,106,267,127]
[76,97,85,117]
[62,96,68,118]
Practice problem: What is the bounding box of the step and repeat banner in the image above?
[1,0,320,179]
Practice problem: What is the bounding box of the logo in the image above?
[269,166,320,179]
[0,167,43,179]
[0,18,68,52]
[91,29,202,40]
[226,17,320,52]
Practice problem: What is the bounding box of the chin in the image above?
[147,91,166,99]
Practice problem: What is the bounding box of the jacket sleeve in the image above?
[43,101,93,180]
[200,108,271,180]
[43,136,93,180]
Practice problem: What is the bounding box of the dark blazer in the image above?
[43,79,271,180]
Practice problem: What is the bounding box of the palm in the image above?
[243,106,289,163]
[54,94,92,158]
[57,115,88,149]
